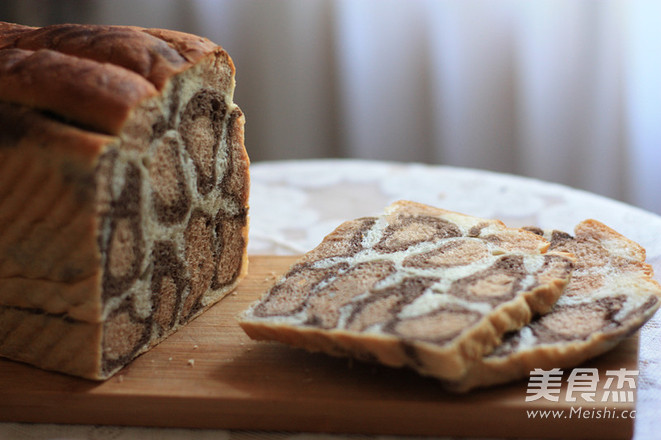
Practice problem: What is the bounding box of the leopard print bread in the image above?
[0,23,249,379]
[240,201,574,381]
[446,220,661,392]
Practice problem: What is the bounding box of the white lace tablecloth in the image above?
[3,159,661,440]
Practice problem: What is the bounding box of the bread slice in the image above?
[446,220,661,392]
[0,23,250,379]
[240,201,574,381]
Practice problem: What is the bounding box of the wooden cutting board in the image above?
[0,256,639,439]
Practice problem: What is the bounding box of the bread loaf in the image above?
[240,201,574,381]
[0,22,249,379]
[446,220,661,392]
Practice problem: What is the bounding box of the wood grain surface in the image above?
[0,256,638,439]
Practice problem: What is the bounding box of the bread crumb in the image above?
[168,357,173,361]
[193,344,199,350]
[117,375,124,383]
[187,359,195,367]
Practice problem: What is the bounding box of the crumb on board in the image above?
[187,359,195,367]
[264,271,279,282]
[193,344,199,350]
[117,374,124,383]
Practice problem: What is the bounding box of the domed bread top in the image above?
[240,201,575,381]
[0,22,234,135]
[446,219,661,392]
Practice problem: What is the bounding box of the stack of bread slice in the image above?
[240,200,661,391]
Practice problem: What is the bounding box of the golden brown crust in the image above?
[0,22,226,87]
[0,305,104,379]
[3,23,189,80]
[0,103,110,321]
[0,101,114,157]
[0,22,234,135]
[142,27,224,66]
[0,22,35,46]
[0,47,157,135]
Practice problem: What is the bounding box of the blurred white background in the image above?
[2,0,660,215]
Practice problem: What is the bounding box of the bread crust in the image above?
[0,22,234,135]
[0,103,109,322]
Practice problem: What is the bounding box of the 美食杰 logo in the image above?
[524,368,638,420]
[526,367,638,403]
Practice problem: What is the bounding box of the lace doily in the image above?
[249,160,661,260]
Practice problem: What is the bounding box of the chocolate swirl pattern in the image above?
[241,201,574,381]
[446,220,661,392]
[0,23,249,379]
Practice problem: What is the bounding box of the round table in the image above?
[3,159,661,440]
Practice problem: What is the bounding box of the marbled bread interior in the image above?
[445,219,661,392]
[240,201,574,381]
[0,22,249,379]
